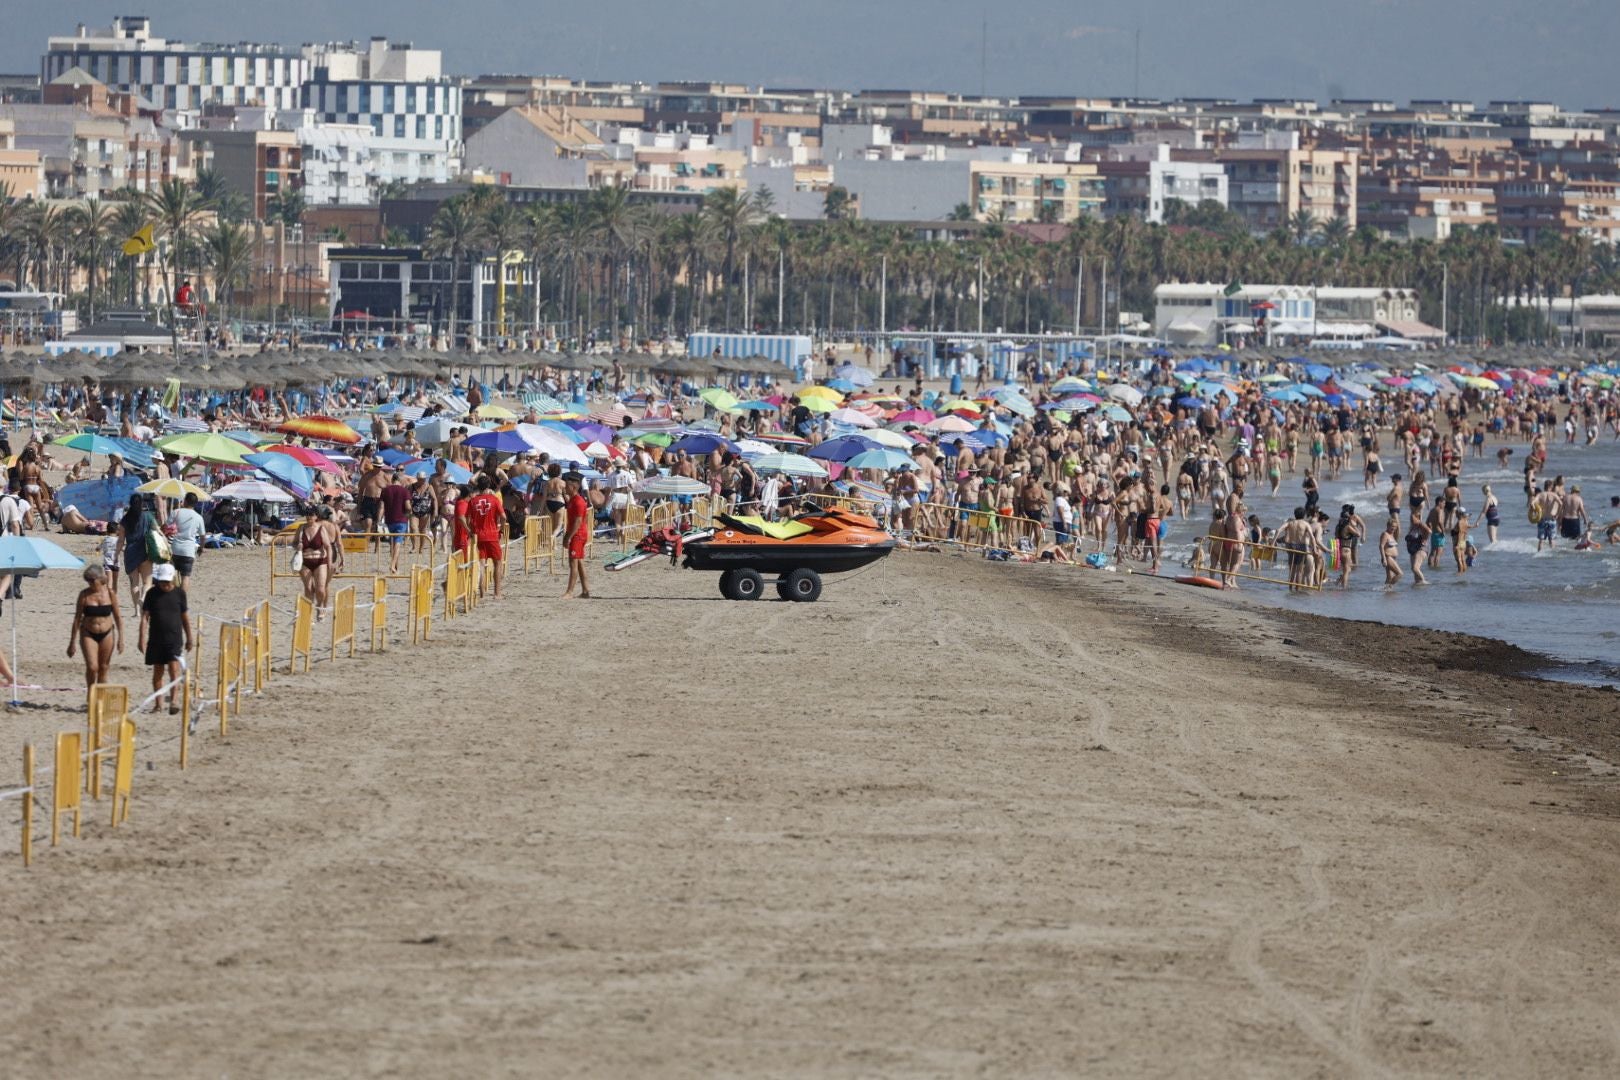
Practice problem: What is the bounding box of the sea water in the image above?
[1165,437,1620,688]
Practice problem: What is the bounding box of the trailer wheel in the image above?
[718,570,737,598]
[783,568,823,603]
[730,568,765,601]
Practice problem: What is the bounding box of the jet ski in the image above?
[682,507,895,601]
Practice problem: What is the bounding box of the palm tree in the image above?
[481,199,526,337]
[702,186,760,326]
[1287,210,1316,246]
[265,189,306,230]
[203,219,255,332]
[425,196,485,345]
[70,198,117,322]
[145,177,212,357]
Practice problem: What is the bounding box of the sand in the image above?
[1,535,1618,1078]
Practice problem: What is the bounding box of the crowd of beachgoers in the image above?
[3,342,1619,697]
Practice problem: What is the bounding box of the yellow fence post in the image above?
[330,586,356,660]
[256,601,272,688]
[370,577,388,652]
[410,565,432,644]
[110,717,135,827]
[21,744,34,868]
[290,596,313,674]
[52,732,81,847]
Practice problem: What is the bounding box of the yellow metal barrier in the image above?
[369,577,388,653]
[330,585,357,661]
[246,601,271,690]
[290,596,314,674]
[218,623,242,734]
[409,566,433,644]
[269,530,436,595]
[85,684,127,801]
[522,516,550,574]
[109,718,135,828]
[52,732,81,847]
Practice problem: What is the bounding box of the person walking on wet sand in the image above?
[562,472,591,599]
[1404,509,1432,586]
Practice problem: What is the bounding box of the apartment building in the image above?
[0,118,45,198]
[43,16,305,113]
[301,39,462,190]
[0,83,204,199]
[1154,283,1433,345]
[185,128,302,220]
[1093,144,1228,222]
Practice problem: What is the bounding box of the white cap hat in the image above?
[152,563,176,582]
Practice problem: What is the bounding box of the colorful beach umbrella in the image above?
[752,452,829,478]
[845,449,913,472]
[277,415,362,445]
[262,444,344,474]
[154,432,254,465]
[211,479,295,503]
[135,477,211,500]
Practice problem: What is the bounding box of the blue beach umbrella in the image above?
[0,535,85,705]
[403,459,471,483]
[243,452,315,498]
[464,429,536,455]
[1175,395,1205,409]
[806,436,881,462]
[845,449,913,472]
[668,432,739,456]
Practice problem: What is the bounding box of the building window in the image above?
[416,116,426,139]
[395,116,406,139]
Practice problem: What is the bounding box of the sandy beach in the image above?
[1,536,1617,1078]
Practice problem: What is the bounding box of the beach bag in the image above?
[145,523,171,563]
[1527,502,1543,524]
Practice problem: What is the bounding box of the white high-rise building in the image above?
[301,39,462,190]
[43,16,306,114]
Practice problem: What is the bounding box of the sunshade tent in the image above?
[0,535,85,705]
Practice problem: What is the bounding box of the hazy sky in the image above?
[8,1,1619,109]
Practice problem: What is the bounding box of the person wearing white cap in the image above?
[139,562,193,715]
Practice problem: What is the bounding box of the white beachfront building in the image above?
[1153,284,1439,347]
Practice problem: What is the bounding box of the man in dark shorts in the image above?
[562,472,591,599]
[356,455,387,542]
[139,563,193,716]
[379,468,413,572]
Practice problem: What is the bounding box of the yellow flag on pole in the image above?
[122,224,155,257]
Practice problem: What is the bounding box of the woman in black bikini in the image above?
[68,565,123,692]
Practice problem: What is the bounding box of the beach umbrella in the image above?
[828,407,878,428]
[1050,376,1092,393]
[588,402,635,427]
[799,385,844,404]
[154,432,254,465]
[512,424,589,464]
[1258,372,1290,383]
[277,415,362,445]
[1105,384,1144,406]
[797,396,835,414]
[832,363,876,386]
[464,428,536,455]
[668,432,739,456]
[221,429,276,447]
[845,449,914,472]
[262,444,345,474]
[1104,406,1133,422]
[752,432,811,446]
[0,535,85,705]
[580,441,624,461]
[996,395,1035,419]
[1176,395,1206,408]
[211,479,296,503]
[698,387,741,412]
[806,436,880,462]
[567,421,616,445]
[474,403,518,421]
[632,432,673,448]
[53,433,156,469]
[135,478,211,500]
[734,438,775,455]
[403,459,472,483]
[925,415,976,434]
[734,399,777,412]
[939,432,992,454]
[1266,388,1306,403]
[860,428,919,451]
[824,378,859,393]
[636,475,711,498]
[889,408,935,425]
[1290,383,1325,398]
[243,453,314,497]
[753,452,829,478]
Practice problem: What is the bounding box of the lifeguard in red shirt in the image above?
[562,471,591,599]
[465,476,506,598]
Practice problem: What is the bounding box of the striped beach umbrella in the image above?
[277,415,362,445]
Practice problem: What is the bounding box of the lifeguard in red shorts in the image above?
[465,476,506,598]
[562,471,591,599]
